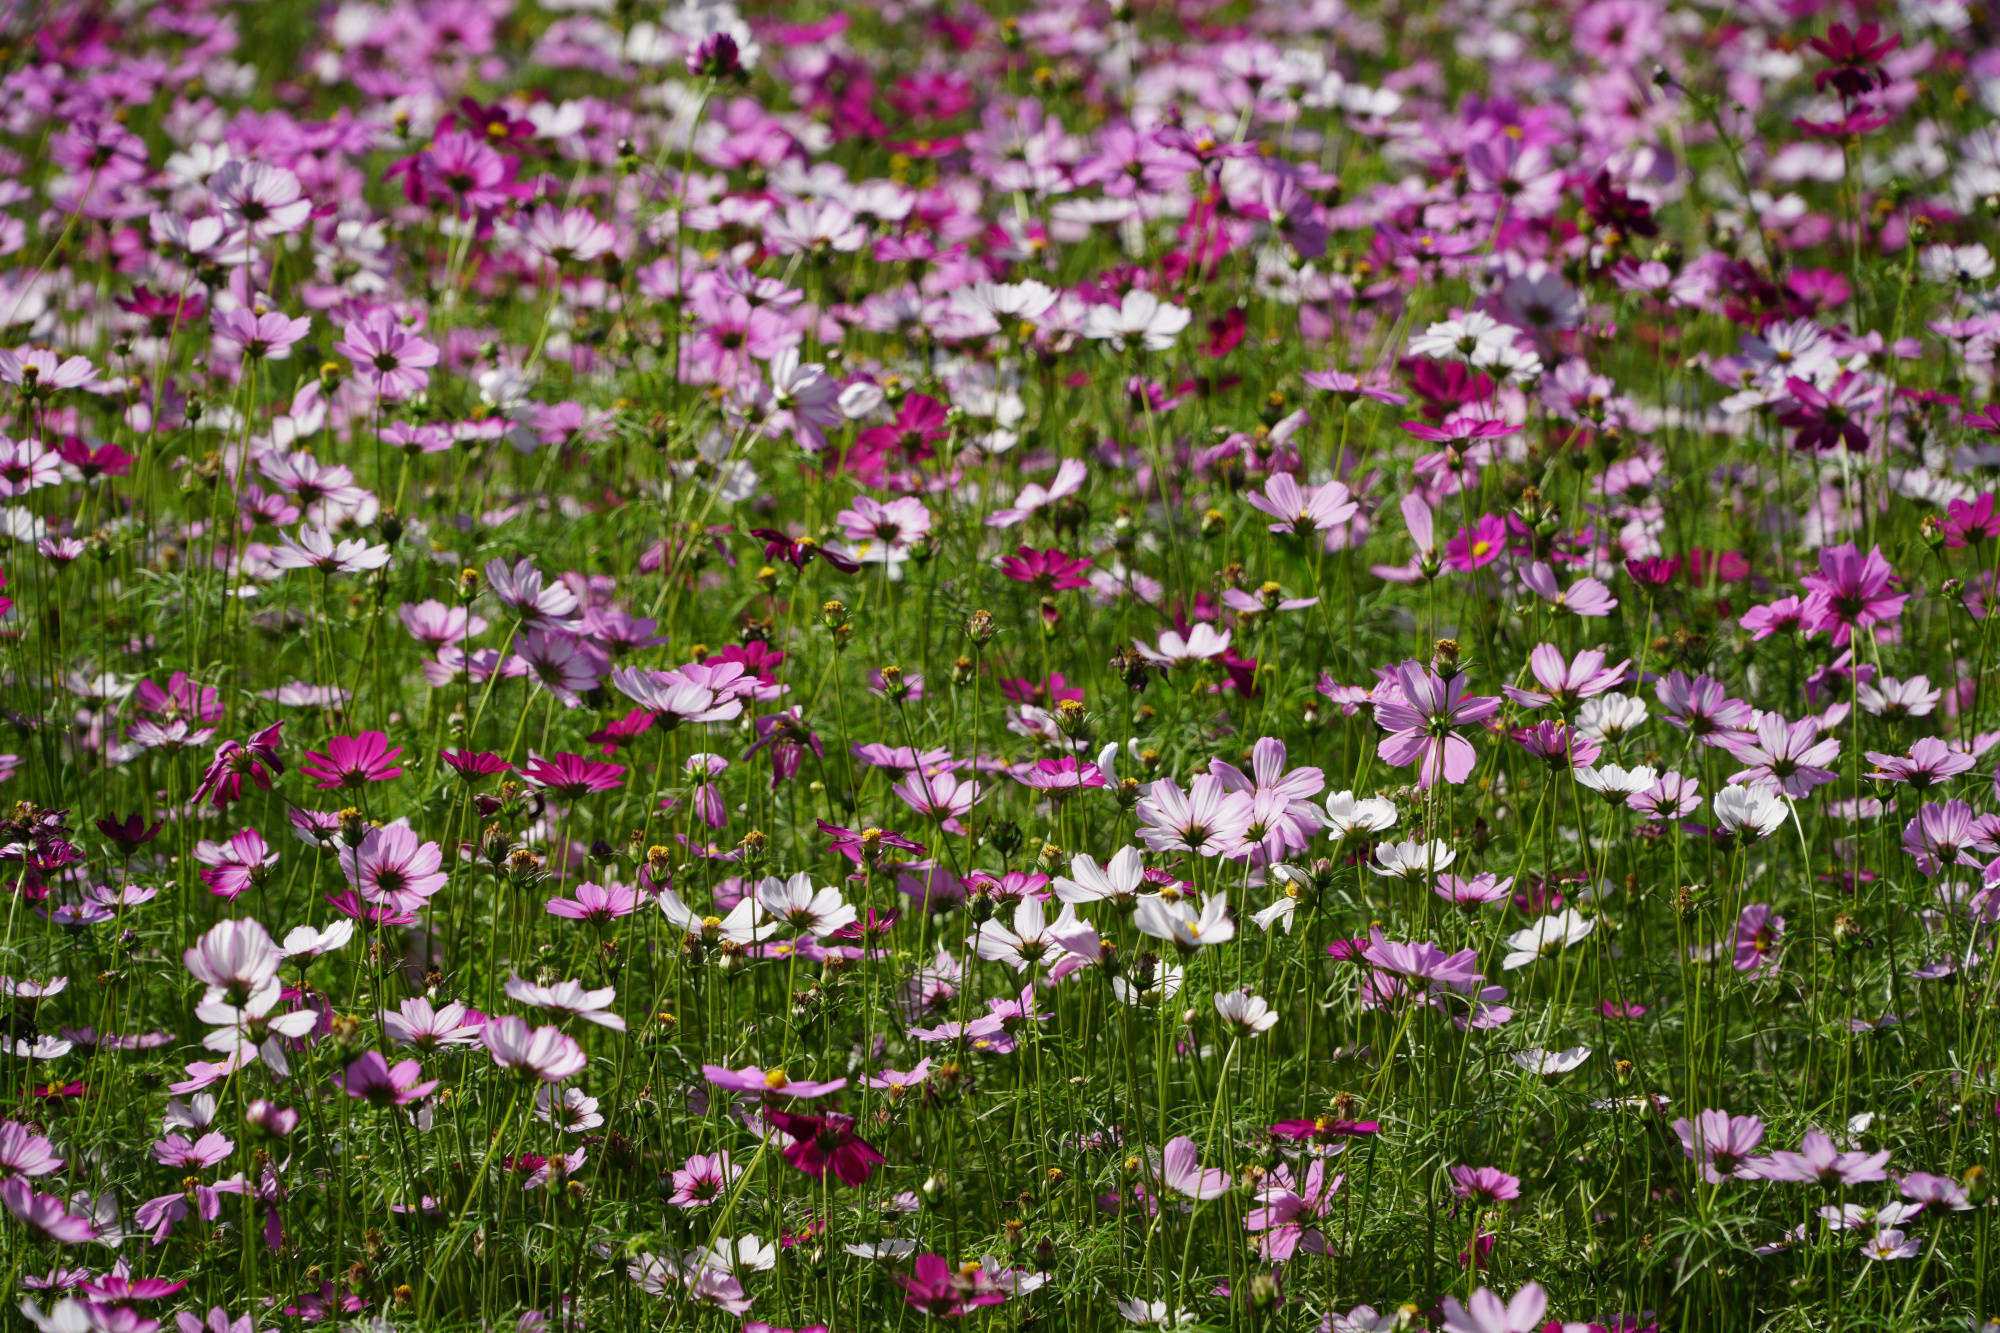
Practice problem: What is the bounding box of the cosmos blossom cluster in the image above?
[4,0,2000,1330]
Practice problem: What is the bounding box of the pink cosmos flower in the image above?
[1723,714,1840,798]
[1243,474,1358,536]
[337,1052,438,1107]
[1502,645,1629,709]
[1445,514,1508,571]
[1757,1130,1890,1187]
[522,752,625,799]
[666,1151,743,1208]
[344,824,448,914]
[210,160,311,239]
[1158,1136,1230,1200]
[1731,904,1785,976]
[1449,1165,1522,1204]
[1672,1110,1767,1183]
[1373,661,1501,788]
[334,309,439,401]
[1,1178,99,1242]
[213,307,312,361]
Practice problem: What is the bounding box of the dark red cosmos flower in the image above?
[886,69,975,121]
[997,672,1084,707]
[1779,372,1876,453]
[95,812,162,852]
[1201,307,1246,358]
[1219,647,1259,697]
[1581,169,1658,238]
[1792,107,1894,138]
[114,285,206,337]
[830,908,900,945]
[1401,357,1494,421]
[708,641,786,685]
[1962,404,2000,434]
[1623,556,1682,588]
[453,96,535,142]
[750,529,861,574]
[764,1107,885,1186]
[1807,22,1900,99]
[192,721,286,809]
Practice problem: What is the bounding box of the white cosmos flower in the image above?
[1502,908,1596,970]
[1213,988,1279,1035]
[1510,1045,1593,1076]
[1371,838,1456,879]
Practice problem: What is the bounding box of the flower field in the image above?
[2,0,1999,1330]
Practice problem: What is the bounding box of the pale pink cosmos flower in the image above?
[209,160,311,239]
[972,895,1084,972]
[701,1064,846,1099]
[381,998,484,1051]
[1440,1282,1546,1333]
[1520,561,1617,616]
[1243,474,1358,536]
[1135,775,1254,858]
[505,975,626,1031]
[893,768,984,821]
[481,1016,588,1083]
[183,919,283,995]
[519,204,617,265]
[1157,1136,1229,1200]
[1723,713,1841,798]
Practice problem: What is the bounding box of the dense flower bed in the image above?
[0,0,1998,1330]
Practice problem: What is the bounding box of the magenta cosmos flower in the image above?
[300,731,404,789]
[896,1254,1006,1317]
[1799,543,1906,645]
[337,1051,438,1107]
[997,545,1093,593]
[1374,661,1500,788]
[521,752,626,799]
